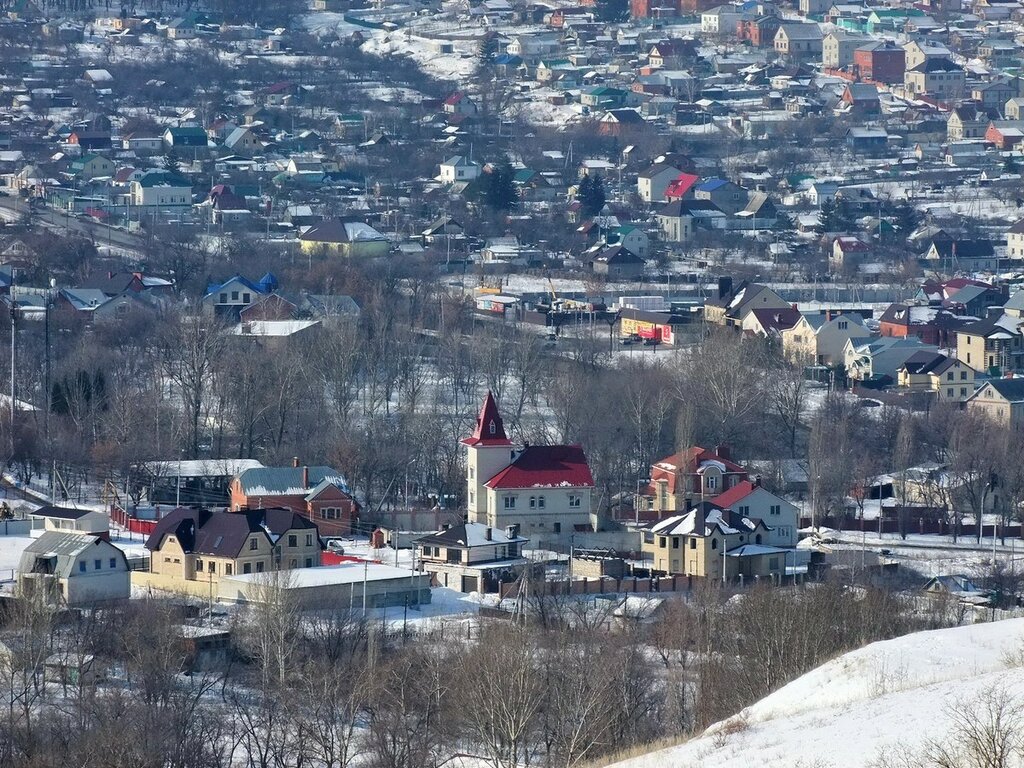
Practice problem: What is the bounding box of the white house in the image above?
[30,506,109,536]
[637,163,682,203]
[130,169,192,209]
[463,392,594,536]
[18,533,130,606]
[711,480,799,548]
[439,156,481,183]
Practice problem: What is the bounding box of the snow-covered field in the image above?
[610,618,1024,768]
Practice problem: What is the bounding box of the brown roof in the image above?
[145,507,317,558]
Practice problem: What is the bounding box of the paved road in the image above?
[0,195,146,254]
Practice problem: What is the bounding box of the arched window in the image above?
[711,538,718,550]
[756,534,762,545]
[488,419,496,435]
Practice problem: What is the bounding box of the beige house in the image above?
[30,505,109,535]
[966,379,1024,428]
[782,312,873,365]
[1008,220,1024,259]
[642,502,797,581]
[822,30,865,69]
[463,392,595,536]
[144,508,321,586]
[637,163,682,203]
[897,352,976,402]
[704,280,790,327]
[955,315,1024,374]
[416,522,529,593]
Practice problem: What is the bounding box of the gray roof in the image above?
[237,465,350,496]
[19,532,125,579]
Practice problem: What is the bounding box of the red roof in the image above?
[461,391,512,447]
[443,91,466,106]
[485,445,594,490]
[665,172,700,200]
[708,480,758,509]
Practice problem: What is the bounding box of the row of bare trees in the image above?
[0,570,940,768]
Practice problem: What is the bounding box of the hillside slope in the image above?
[611,618,1024,768]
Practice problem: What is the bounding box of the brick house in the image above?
[229,462,358,536]
[878,303,972,347]
[638,445,748,519]
[852,41,905,83]
[239,293,297,322]
[738,15,781,47]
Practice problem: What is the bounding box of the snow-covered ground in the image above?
[610,618,1024,768]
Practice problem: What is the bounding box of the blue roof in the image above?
[258,272,278,292]
[204,274,265,298]
[696,177,730,192]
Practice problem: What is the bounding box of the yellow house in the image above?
[965,378,1024,428]
[897,352,976,401]
[642,502,790,581]
[145,508,321,585]
[298,218,390,258]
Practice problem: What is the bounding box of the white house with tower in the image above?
[462,392,596,536]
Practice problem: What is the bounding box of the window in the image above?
[469,467,474,480]
[94,559,101,571]
[537,496,545,509]
[109,558,117,569]
[961,387,967,397]
[78,561,86,573]
[290,559,297,568]
[947,388,954,397]
[739,505,749,515]
[208,561,215,573]
[672,537,679,549]
[243,563,252,574]
[961,371,968,380]
[225,564,233,576]
[553,522,561,533]
[947,372,954,381]
[219,292,227,303]
[288,535,297,547]
[305,534,313,547]
[305,558,313,567]
[659,536,667,548]
[242,292,250,303]
[529,496,536,509]
[256,561,265,573]
[707,476,718,491]
[569,494,581,508]
[250,538,259,551]
[469,491,474,505]
[838,320,848,330]
[770,505,781,516]
[711,538,718,550]
[504,496,517,510]
[196,558,203,571]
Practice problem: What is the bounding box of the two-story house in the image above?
[956,315,1024,374]
[966,378,1024,428]
[415,522,529,593]
[782,311,873,365]
[463,392,595,536]
[704,278,790,327]
[230,462,358,536]
[638,445,748,517]
[642,501,803,581]
[145,507,321,583]
[897,351,976,401]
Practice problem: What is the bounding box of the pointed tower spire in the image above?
[461,390,512,446]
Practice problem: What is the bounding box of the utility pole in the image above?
[8,282,15,456]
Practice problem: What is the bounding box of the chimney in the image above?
[302,466,309,489]
[715,443,731,461]
[792,303,798,311]
[753,475,762,488]
[485,526,492,541]
[718,275,733,299]
[506,524,519,540]
[692,503,707,534]
[292,456,300,468]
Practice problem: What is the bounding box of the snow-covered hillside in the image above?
[610,619,1024,768]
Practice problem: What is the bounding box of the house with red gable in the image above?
[638,445,748,519]
[463,392,595,536]
[710,479,799,548]
[665,172,700,201]
[443,91,478,116]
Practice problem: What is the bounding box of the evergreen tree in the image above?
[163,149,181,176]
[483,159,517,212]
[596,0,629,22]
[478,33,499,70]
[820,198,851,232]
[579,173,607,218]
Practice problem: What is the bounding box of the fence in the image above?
[110,506,159,535]
[801,515,1023,540]
[497,574,694,600]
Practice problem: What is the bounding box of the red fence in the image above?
[110,506,159,535]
